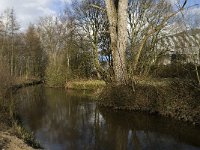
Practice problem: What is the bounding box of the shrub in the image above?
[45,64,67,87]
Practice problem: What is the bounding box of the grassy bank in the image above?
[98,78,200,126]
[66,80,106,90]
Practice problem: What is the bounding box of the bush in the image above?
[45,64,67,87]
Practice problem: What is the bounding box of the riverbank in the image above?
[65,80,106,90]
[6,79,44,95]
[0,110,40,150]
[0,123,35,150]
[0,79,43,150]
[98,78,200,126]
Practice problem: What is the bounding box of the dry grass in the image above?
[66,79,106,90]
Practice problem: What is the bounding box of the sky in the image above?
[0,0,199,31]
[0,0,71,30]
[167,0,200,15]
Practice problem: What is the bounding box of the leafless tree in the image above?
[105,0,129,84]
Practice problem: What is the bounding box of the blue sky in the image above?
[187,0,200,6]
[0,0,199,30]
[168,0,200,6]
[183,0,200,21]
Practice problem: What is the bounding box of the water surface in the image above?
[16,86,200,150]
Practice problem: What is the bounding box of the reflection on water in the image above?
[16,86,200,150]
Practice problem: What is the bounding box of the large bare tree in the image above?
[105,0,128,84]
[105,0,188,84]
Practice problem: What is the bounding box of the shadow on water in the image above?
[15,85,200,150]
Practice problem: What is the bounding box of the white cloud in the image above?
[184,6,200,28]
[166,0,200,28]
[0,0,70,31]
[166,0,181,6]
[187,7,200,15]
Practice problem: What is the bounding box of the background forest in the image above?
[0,0,199,89]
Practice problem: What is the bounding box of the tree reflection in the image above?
[99,108,200,150]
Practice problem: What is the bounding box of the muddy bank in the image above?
[98,79,200,126]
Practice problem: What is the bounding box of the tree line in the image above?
[1,0,198,88]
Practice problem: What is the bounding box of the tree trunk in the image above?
[132,36,148,71]
[92,42,101,79]
[105,0,128,84]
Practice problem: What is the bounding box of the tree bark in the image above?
[105,0,128,84]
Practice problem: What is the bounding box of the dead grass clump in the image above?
[66,80,106,90]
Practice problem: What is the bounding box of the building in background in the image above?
[157,29,200,65]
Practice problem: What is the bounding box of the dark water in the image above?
[15,86,200,150]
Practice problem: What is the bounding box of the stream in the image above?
[15,85,200,150]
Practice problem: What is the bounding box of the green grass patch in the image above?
[66,80,106,90]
